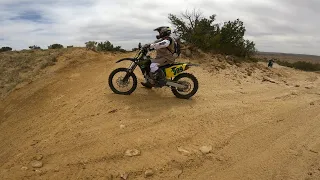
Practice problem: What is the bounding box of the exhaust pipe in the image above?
[166,81,187,89]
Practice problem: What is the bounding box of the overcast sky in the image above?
[0,0,319,55]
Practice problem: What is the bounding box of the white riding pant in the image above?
[150,63,160,73]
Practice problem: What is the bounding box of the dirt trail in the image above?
[1,50,320,180]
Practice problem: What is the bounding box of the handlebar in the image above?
[134,47,149,60]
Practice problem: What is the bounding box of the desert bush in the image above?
[85,40,126,52]
[276,60,292,68]
[40,59,56,69]
[293,61,320,71]
[277,60,320,71]
[97,41,114,51]
[67,45,73,48]
[29,45,41,50]
[39,51,62,69]
[168,9,257,58]
[85,41,97,51]
[0,46,12,52]
[48,44,63,49]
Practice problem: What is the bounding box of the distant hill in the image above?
[255,51,320,64]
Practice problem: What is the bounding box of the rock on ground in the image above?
[177,147,191,156]
[30,160,43,168]
[199,145,213,154]
[144,169,154,177]
[124,149,141,157]
[120,172,129,179]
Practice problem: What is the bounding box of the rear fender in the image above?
[164,63,199,79]
[164,64,187,79]
[185,63,200,70]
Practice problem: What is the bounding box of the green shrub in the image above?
[29,45,41,50]
[0,46,12,52]
[48,44,63,49]
[97,41,114,51]
[168,9,257,58]
[85,40,126,52]
[85,41,97,51]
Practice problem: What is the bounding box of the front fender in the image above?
[116,58,136,63]
[115,57,144,73]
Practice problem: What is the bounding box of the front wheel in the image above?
[171,73,199,99]
[108,68,137,95]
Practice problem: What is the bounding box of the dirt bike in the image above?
[108,47,199,99]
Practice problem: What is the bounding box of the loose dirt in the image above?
[1,49,319,180]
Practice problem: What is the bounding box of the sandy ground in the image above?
[1,50,320,180]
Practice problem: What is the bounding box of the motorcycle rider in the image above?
[141,26,178,88]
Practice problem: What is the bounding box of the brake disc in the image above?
[117,76,130,87]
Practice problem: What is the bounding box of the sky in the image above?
[0,0,319,55]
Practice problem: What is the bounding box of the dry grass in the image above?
[0,48,67,97]
[0,47,129,98]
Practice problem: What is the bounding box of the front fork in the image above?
[123,62,138,82]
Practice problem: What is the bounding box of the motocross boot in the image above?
[141,78,153,89]
[150,69,166,87]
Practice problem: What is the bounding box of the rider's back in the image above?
[153,36,176,64]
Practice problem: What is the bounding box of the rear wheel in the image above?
[108,68,137,95]
[171,73,198,99]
